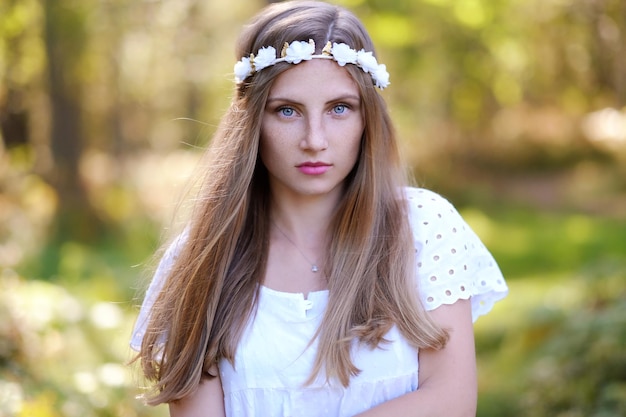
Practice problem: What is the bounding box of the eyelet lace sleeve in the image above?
[405,187,508,322]
[130,230,188,351]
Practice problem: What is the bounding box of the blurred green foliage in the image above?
[1,0,626,416]
[0,270,161,417]
[470,207,626,417]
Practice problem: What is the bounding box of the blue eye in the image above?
[333,104,347,115]
[279,107,295,117]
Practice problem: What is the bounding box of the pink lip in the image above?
[296,162,331,175]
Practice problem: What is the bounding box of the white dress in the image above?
[131,187,508,417]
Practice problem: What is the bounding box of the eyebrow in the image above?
[266,94,361,105]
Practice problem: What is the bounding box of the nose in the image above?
[301,114,328,151]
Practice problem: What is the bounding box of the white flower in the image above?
[232,39,390,90]
[284,40,315,64]
[254,46,277,71]
[331,43,357,66]
[356,50,379,74]
[234,57,253,83]
[372,64,390,89]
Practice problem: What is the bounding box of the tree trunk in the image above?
[43,0,103,244]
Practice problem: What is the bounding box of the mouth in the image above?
[296,161,332,175]
[297,161,331,168]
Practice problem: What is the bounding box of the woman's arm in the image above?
[355,299,477,417]
[169,365,226,417]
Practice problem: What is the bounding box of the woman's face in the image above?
[260,59,364,203]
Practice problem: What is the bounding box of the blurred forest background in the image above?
[1,0,625,415]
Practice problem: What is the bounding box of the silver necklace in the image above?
[271,221,320,273]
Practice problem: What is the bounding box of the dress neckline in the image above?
[258,285,329,322]
[260,284,329,298]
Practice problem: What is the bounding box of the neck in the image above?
[266,193,338,287]
[269,193,339,243]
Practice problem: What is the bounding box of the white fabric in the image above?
[131,187,508,416]
[405,188,508,319]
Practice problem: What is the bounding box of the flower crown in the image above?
[234,40,390,89]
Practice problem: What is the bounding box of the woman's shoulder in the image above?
[403,187,509,321]
[402,187,461,223]
[402,187,474,254]
[403,186,453,205]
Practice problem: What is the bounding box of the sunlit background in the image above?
[1,0,625,416]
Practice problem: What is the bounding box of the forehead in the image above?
[268,59,360,100]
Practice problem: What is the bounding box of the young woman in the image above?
[131,1,508,416]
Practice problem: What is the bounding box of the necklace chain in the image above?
[271,220,320,273]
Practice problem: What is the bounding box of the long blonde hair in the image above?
[137,0,448,405]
